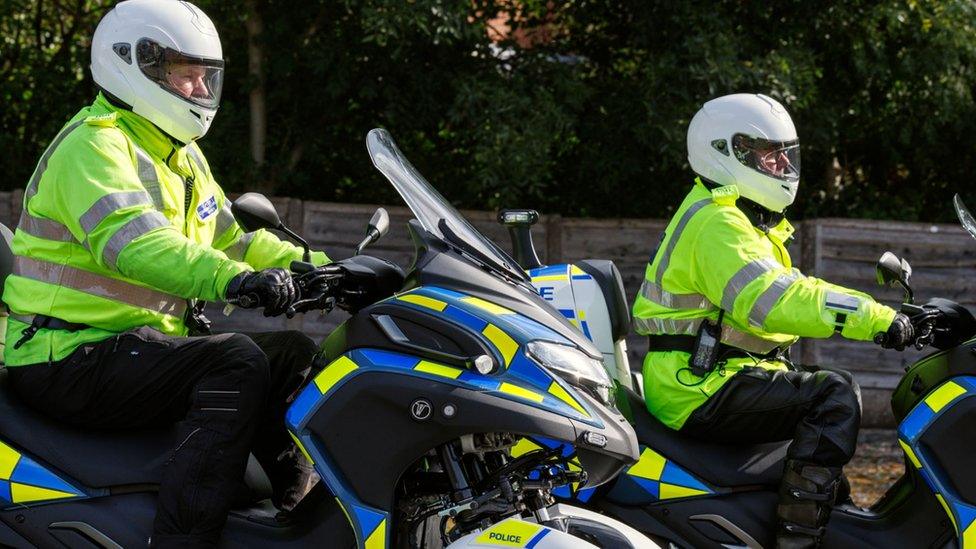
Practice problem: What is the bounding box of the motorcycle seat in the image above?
[624,388,788,488]
[0,369,272,497]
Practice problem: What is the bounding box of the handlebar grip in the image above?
[290,260,315,274]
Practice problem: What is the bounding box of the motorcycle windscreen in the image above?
[365,128,528,283]
[954,194,976,241]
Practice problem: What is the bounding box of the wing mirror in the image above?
[232,192,310,262]
[355,207,390,255]
[876,251,914,304]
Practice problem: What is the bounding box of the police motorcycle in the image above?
[0,128,659,549]
[511,194,976,548]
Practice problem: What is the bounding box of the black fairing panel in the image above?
[575,259,631,342]
[919,395,976,499]
[305,371,581,510]
[597,469,951,549]
[892,339,976,422]
[322,302,494,366]
[598,490,778,549]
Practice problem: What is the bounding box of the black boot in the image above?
[269,444,319,515]
[776,459,841,549]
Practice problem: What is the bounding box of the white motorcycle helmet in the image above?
[687,94,800,213]
[90,0,223,144]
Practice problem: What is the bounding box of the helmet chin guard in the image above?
[91,0,223,143]
[687,94,800,213]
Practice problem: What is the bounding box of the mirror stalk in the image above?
[277,225,311,263]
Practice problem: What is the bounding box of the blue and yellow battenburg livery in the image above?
[285,285,603,549]
[898,376,976,545]
[0,440,85,507]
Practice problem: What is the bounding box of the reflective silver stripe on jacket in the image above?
[224,231,256,261]
[12,256,186,317]
[635,316,786,355]
[825,291,861,314]
[720,258,782,312]
[79,190,154,234]
[132,146,164,210]
[637,279,711,310]
[215,200,236,238]
[719,324,784,355]
[748,270,802,328]
[635,315,784,355]
[9,313,35,325]
[17,211,73,242]
[186,146,207,176]
[17,120,88,243]
[101,211,171,269]
[633,316,702,337]
[653,198,712,286]
[24,120,88,202]
[18,121,162,247]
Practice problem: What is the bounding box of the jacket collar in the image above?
[92,94,192,172]
[693,178,794,241]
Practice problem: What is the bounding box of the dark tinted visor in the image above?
[136,39,224,110]
[732,134,800,182]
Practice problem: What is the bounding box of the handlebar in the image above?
[285,263,345,317]
[227,263,345,316]
[875,304,944,351]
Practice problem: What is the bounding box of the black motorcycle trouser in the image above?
[679,365,861,467]
[7,327,319,548]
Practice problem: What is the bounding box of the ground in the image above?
[847,429,904,508]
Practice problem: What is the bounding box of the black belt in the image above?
[12,314,91,350]
[646,334,780,360]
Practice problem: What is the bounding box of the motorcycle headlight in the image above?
[526,341,614,407]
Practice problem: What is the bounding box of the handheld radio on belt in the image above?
[689,310,724,377]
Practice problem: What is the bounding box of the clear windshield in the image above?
[955,194,976,242]
[366,128,529,282]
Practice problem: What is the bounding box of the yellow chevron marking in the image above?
[10,483,76,503]
[925,381,966,413]
[314,356,358,394]
[0,442,20,479]
[659,483,710,500]
[499,382,544,403]
[398,293,447,311]
[483,323,518,366]
[628,448,666,481]
[547,381,589,416]
[415,360,464,379]
[365,518,386,549]
[461,296,514,315]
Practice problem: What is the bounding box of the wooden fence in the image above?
[5,191,972,426]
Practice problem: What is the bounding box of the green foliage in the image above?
[2,0,975,221]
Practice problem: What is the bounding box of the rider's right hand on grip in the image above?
[878,313,914,351]
[224,269,297,317]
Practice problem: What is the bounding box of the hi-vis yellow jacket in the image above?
[633,179,895,429]
[2,94,328,366]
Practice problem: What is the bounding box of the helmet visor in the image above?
[136,39,224,110]
[732,134,800,182]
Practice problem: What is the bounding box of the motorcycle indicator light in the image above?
[581,431,608,448]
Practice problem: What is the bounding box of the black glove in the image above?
[225,268,297,317]
[879,313,915,351]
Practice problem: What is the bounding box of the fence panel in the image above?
[4,193,972,426]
